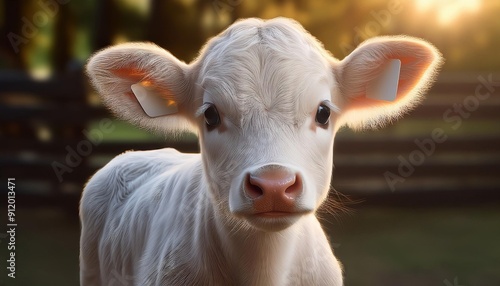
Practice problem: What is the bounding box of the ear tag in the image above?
[131,83,178,117]
[366,59,401,102]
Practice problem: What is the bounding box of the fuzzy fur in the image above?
[81,17,442,285]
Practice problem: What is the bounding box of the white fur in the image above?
[81,17,442,285]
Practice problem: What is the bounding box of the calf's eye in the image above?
[204,104,221,127]
[315,104,331,125]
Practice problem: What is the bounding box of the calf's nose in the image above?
[244,165,303,213]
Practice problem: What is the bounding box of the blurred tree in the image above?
[92,0,117,50]
[51,2,72,73]
[116,1,148,42]
[2,0,499,73]
[148,0,206,62]
[0,0,25,69]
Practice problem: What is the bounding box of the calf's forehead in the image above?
[197,20,334,125]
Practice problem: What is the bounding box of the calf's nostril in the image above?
[284,174,302,199]
[245,174,264,199]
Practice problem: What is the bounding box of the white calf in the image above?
[81,17,442,285]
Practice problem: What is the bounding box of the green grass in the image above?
[325,205,500,286]
[87,119,198,142]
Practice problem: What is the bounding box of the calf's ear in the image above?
[334,36,443,129]
[86,43,196,133]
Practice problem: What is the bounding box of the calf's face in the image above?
[196,27,338,231]
[86,18,442,232]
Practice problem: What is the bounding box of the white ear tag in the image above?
[131,83,178,117]
[366,59,401,102]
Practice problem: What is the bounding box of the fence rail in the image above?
[1,71,499,210]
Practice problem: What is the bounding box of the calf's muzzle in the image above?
[244,164,303,214]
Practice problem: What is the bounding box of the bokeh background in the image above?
[1,0,499,285]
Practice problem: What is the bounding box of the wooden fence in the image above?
[1,70,499,211]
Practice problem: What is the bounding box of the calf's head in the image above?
[87,18,442,231]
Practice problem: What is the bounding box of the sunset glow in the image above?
[415,0,481,25]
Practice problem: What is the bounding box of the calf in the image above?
[81,17,442,285]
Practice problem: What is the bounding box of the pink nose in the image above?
[244,165,303,213]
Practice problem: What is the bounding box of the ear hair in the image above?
[86,43,199,134]
[335,36,443,129]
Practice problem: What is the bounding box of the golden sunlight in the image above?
[415,0,481,25]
